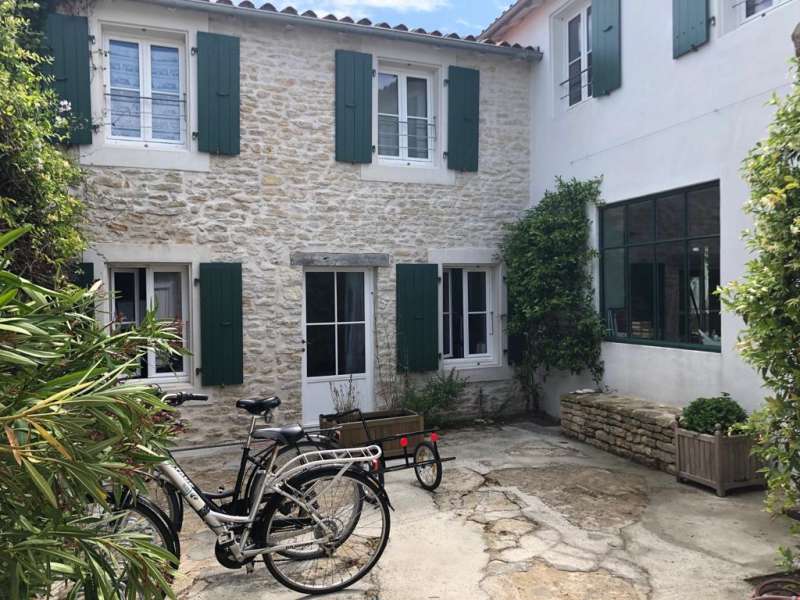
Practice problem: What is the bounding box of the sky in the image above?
[270,1,513,37]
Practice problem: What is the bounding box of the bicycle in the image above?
[129,391,392,595]
[147,393,341,533]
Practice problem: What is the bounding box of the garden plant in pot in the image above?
[675,393,764,497]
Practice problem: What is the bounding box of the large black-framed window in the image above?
[600,182,721,352]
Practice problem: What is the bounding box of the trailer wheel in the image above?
[414,441,443,491]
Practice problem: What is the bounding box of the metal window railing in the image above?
[377,118,437,159]
[102,92,188,142]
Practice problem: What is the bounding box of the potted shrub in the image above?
[674,393,764,496]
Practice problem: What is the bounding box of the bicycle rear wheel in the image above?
[260,467,390,595]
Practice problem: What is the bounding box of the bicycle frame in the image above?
[170,414,339,506]
[156,443,382,562]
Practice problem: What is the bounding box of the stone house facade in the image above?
[48,0,538,443]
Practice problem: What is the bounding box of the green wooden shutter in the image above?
[591,0,621,96]
[506,293,525,366]
[197,32,240,156]
[447,66,480,172]
[673,0,709,59]
[72,262,94,288]
[44,14,92,145]
[335,50,372,164]
[200,263,244,386]
[396,264,439,373]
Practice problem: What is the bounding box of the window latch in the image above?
[444,78,449,87]
[443,151,449,160]
[192,132,199,140]
[191,47,198,56]
[195,367,202,375]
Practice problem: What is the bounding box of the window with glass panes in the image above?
[105,34,185,144]
[110,265,190,379]
[442,267,494,360]
[563,2,592,107]
[600,182,721,350]
[377,68,434,163]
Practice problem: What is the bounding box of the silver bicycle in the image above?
[130,392,392,596]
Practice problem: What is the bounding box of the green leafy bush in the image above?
[719,58,800,565]
[0,0,85,285]
[680,394,748,435]
[0,228,182,598]
[500,177,605,413]
[402,369,468,421]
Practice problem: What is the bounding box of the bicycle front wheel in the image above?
[261,467,390,595]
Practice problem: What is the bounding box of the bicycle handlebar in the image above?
[164,392,209,406]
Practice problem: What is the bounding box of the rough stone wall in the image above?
[560,392,680,474]
[80,12,532,444]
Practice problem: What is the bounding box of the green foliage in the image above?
[719,58,800,565]
[401,369,468,421]
[0,228,181,598]
[0,0,85,285]
[500,177,605,413]
[679,393,747,435]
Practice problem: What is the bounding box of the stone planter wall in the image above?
[561,392,681,474]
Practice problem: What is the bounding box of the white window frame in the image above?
[109,264,191,383]
[441,266,499,368]
[103,28,187,149]
[560,1,593,108]
[376,66,436,167]
[442,269,453,359]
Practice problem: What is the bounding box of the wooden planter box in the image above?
[319,409,424,459]
[674,422,764,497]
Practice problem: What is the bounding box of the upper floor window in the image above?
[377,66,436,165]
[600,183,721,351]
[104,31,187,146]
[730,0,793,26]
[561,2,592,107]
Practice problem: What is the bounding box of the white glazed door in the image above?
[301,269,374,424]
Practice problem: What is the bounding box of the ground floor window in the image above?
[600,182,721,350]
[442,267,495,361]
[304,270,367,378]
[110,265,190,379]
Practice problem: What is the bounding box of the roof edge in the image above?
[135,0,543,61]
[480,0,540,41]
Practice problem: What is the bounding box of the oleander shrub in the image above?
[0,228,182,599]
[680,394,748,435]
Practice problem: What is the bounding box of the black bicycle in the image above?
[147,394,341,533]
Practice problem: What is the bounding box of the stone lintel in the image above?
[290,252,391,268]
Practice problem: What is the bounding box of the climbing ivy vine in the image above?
[500,177,605,414]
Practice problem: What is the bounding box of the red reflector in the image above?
[431,432,440,442]
[400,437,408,448]
[371,458,380,472]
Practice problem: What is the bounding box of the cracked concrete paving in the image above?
[170,422,792,599]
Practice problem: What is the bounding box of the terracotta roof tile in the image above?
[174,1,540,56]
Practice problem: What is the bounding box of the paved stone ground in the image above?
[170,422,792,599]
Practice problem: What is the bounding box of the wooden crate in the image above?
[675,422,764,497]
[320,409,424,459]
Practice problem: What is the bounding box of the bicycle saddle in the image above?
[236,396,281,415]
[252,424,305,445]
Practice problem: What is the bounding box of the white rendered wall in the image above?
[497,0,800,414]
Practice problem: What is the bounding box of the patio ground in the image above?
[171,422,792,599]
